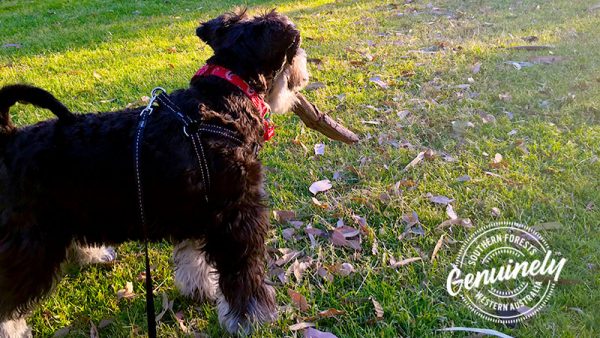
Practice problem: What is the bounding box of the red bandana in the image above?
[192,65,275,141]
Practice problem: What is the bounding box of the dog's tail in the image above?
[0,84,75,135]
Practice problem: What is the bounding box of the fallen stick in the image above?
[291,93,359,144]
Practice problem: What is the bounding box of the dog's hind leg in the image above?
[173,239,218,302]
[0,218,70,324]
[203,205,277,334]
[0,315,32,338]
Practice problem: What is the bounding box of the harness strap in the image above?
[134,102,157,338]
[134,88,245,336]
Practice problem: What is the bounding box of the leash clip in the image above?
[140,87,166,116]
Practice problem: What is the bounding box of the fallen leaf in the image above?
[532,221,562,231]
[156,292,173,322]
[569,307,585,315]
[288,289,310,311]
[451,121,475,135]
[499,93,512,101]
[274,210,297,223]
[282,228,296,240]
[330,262,355,276]
[2,43,21,48]
[167,46,177,53]
[309,180,332,195]
[471,62,482,74]
[318,308,346,318]
[490,153,506,168]
[428,194,455,205]
[276,249,302,266]
[456,175,471,182]
[314,143,325,156]
[403,151,425,171]
[90,321,99,338]
[521,35,539,42]
[370,297,384,319]
[290,259,312,282]
[289,322,315,331]
[369,76,389,89]
[437,218,473,229]
[93,71,102,80]
[529,56,565,64]
[389,256,422,267]
[331,228,361,250]
[504,61,534,70]
[305,328,338,338]
[446,204,457,220]
[116,281,135,299]
[437,327,514,338]
[317,266,334,282]
[173,311,188,333]
[508,45,554,51]
[431,235,445,261]
[98,318,114,329]
[491,207,501,217]
[479,111,496,124]
[306,82,326,91]
[53,327,71,338]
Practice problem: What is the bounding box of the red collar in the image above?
[192,64,274,141]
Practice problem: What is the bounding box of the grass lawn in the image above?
[1,0,599,337]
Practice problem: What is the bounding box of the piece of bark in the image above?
[292,93,359,144]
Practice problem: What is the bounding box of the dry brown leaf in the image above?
[428,194,455,205]
[116,281,135,299]
[90,321,99,338]
[156,293,173,322]
[389,256,422,268]
[274,210,297,223]
[282,228,296,240]
[288,289,310,311]
[471,62,482,74]
[491,207,501,217]
[309,180,332,195]
[289,322,316,331]
[276,248,302,266]
[508,45,553,51]
[98,318,114,329]
[173,311,189,333]
[317,266,334,282]
[532,221,562,231]
[369,76,389,89]
[53,327,71,338]
[330,228,361,250]
[403,151,425,171]
[370,297,384,319]
[530,56,565,64]
[431,235,445,261]
[305,327,339,338]
[437,218,473,229]
[306,82,326,91]
[446,204,457,220]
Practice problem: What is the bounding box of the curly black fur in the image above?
[0,9,306,335]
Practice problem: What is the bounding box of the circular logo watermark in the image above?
[446,222,567,323]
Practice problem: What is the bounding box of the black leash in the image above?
[134,88,243,337]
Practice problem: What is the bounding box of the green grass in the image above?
[1,0,599,337]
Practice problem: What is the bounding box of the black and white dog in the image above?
[0,9,308,336]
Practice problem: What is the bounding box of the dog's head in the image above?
[196,9,309,114]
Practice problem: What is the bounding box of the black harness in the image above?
[133,87,243,337]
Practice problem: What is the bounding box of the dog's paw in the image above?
[0,317,32,338]
[217,285,277,335]
[75,245,117,265]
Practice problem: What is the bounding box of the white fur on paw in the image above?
[0,317,32,338]
[76,245,117,265]
[173,241,218,302]
[217,285,277,335]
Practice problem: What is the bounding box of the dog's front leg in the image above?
[173,239,218,302]
[204,205,277,335]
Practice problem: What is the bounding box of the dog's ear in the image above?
[196,8,248,50]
